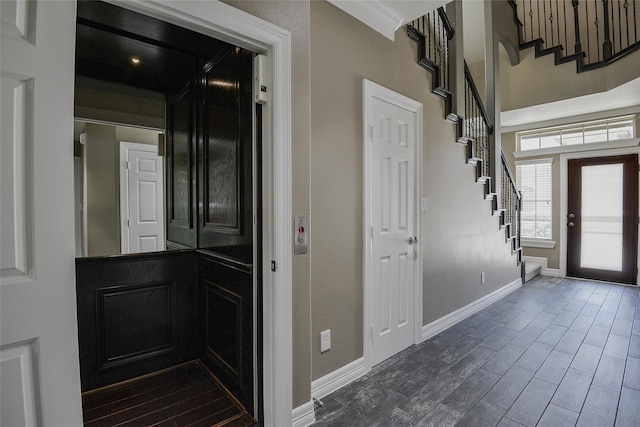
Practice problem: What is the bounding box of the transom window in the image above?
[518,115,634,152]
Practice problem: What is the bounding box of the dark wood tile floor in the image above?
[82,361,256,427]
[313,276,640,426]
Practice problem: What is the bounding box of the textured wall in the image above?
[310,1,521,380]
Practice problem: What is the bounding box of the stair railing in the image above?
[514,0,640,70]
[406,7,524,268]
[407,8,454,97]
[463,61,493,186]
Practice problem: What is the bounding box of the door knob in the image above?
[568,213,575,219]
[568,221,575,227]
[409,237,418,245]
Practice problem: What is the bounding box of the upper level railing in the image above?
[513,0,640,70]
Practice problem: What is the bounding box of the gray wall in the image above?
[310,0,521,380]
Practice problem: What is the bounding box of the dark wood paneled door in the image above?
[567,154,638,285]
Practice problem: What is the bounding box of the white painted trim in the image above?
[513,139,639,159]
[515,157,554,165]
[521,239,556,249]
[311,357,367,400]
[363,79,423,371]
[327,0,403,41]
[105,2,293,424]
[560,146,640,283]
[291,401,316,427]
[501,105,640,133]
[543,268,562,277]
[422,277,523,341]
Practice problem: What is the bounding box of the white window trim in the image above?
[515,157,554,166]
[514,138,640,159]
[521,238,556,249]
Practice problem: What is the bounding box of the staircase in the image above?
[406,8,525,280]
[510,0,640,72]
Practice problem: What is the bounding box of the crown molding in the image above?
[327,0,403,41]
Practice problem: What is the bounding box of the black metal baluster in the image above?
[543,0,548,46]
[573,1,582,53]
[537,0,542,41]
[633,0,637,42]
[603,0,613,59]
[556,0,561,48]
[587,2,600,63]
[427,12,431,59]
[529,0,535,40]
[586,0,592,60]
[564,0,569,51]
[624,0,630,49]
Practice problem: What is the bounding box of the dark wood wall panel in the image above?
[76,251,197,391]
[97,281,177,369]
[198,254,254,415]
[166,83,197,248]
[198,48,254,249]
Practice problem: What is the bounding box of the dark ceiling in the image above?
[75,0,231,94]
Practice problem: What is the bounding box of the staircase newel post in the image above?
[602,0,613,59]
[572,0,582,53]
[445,0,465,125]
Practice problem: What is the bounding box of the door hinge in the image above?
[370,324,374,343]
[271,260,277,272]
[127,219,130,227]
[370,226,374,238]
[369,124,374,138]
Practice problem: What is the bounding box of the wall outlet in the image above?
[320,329,331,353]
[481,272,486,284]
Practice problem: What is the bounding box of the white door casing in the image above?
[1,0,83,425]
[3,1,293,426]
[363,80,423,368]
[120,142,165,254]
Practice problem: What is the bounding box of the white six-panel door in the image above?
[1,1,83,425]
[364,80,422,367]
[120,142,165,254]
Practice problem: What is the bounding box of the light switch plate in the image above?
[320,329,331,352]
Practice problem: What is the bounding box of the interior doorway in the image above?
[74,1,261,420]
[566,154,638,284]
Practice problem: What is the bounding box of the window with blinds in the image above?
[517,115,635,152]
[516,159,553,240]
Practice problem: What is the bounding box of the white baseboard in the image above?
[311,357,367,400]
[422,277,523,341]
[523,256,562,277]
[542,268,562,277]
[292,400,315,427]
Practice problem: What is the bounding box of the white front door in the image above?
[364,81,422,367]
[1,0,83,425]
[120,142,165,253]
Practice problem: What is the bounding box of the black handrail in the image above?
[464,62,494,135]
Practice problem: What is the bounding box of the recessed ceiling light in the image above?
[131,57,141,65]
